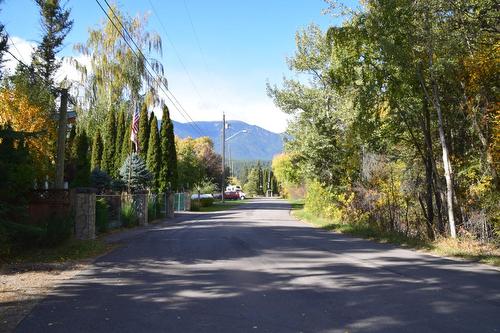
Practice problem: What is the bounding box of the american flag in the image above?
[130,105,140,152]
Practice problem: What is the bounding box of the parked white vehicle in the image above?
[225,185,242,192]
[190,193,214,200]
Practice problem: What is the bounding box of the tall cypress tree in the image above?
[115,108,125,170]
[101,111,116,177]
[146,113,161,190]
[137,103,149,160]
[121,117,132,166]
[72,130,90,187]
[91,129,103,171]
[159,105,178,192]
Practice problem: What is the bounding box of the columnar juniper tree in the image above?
[115,108,125,169]
[146,113,161,191]
[159,105,178,192]
[101,111,116,177]
[137,103,149,160]
[91,129,103,170]
[72,130,90,187]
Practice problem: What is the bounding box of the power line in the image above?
[182,0,223,110]
[102,0,204,136]
[147,0,206,104]
[97,0,205,136]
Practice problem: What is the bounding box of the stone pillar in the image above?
[184,192,191,211]
[133,193,148,226]
[73,188,96,240]
[166,193,175,218]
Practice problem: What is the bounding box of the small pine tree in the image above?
[146,113,161,190]
[101,111,116,177]
[72,130,90,187]
[119,153,152,191]
[137,103,149,160]
[115,108,125,169]
[159,105,178,192]
[91,129,103,170]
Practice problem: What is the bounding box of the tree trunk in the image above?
[421,98,435,239]
[432,83,457,238]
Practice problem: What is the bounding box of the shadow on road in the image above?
[15,200,500,332]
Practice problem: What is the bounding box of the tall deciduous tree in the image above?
[73,5,165,137]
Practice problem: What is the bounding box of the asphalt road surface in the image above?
[16,199,500,332]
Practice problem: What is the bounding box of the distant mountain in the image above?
[168,120,284,161]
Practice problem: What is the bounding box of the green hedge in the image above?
[95,198,109,233]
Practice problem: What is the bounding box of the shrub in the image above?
[95,198,109,233]
[44,215,73,247]
[200,197,214,207]
[190,199,200,211]
[148,198,159,221]
[3,220,46,249]
[304,180,342,221]
[121,201,138,228]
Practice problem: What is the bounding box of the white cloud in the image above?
[4,36,36,74]
[154,69,291,133]
[5,37,291,133]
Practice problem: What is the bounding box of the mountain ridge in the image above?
[165,120,284,161]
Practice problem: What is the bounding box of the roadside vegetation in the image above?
[290,200,500,267]
[273,0,499,266]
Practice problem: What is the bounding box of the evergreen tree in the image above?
[119,153,152,191]
[159,105,178,192]
[31,0,73,86]
[101,111,116,177]
[146,113,161,190]
[115,108,125,170]
[72,130,90,187]
[91,129,103,170]
[121,117,132,167]
[137,103,149,160]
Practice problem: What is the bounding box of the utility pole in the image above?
[221,113,226,202]
[55,88,68,189]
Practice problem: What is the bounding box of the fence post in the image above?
[184,192,191,211]
[133,192,148,226]
[73,188,96,240]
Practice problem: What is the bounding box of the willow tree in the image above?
[73,4,167,136]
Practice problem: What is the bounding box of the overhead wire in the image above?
[146,0,205,105]
[182,0,224,112]
[99,0,203,135]
[96,0,205,136]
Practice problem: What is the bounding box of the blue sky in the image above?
[1,0,356,133]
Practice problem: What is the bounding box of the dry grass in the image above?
[291,203,500,267]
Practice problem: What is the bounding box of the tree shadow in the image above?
[14,203,500,333]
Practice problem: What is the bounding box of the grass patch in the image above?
[291,205,500,267]
[197,199,247,212]
[5,238,114,265]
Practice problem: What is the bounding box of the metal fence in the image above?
[95,192,176,231]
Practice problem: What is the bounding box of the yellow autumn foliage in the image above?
[0,88,56,175]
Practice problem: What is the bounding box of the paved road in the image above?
[16,199,500,332]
